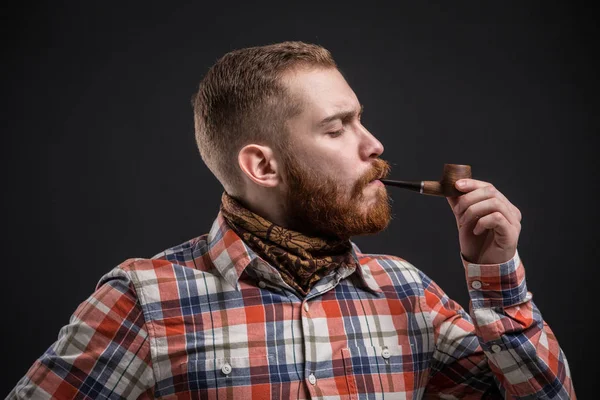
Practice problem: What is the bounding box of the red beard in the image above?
[281,155,392,240]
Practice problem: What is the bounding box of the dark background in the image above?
[3,2,596,397]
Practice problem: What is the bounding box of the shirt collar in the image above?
[207,212,382,294]
[206,212,258,290]
[349,243,383,293]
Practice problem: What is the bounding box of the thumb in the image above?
[446,196,459,209]
[446,196,463,228]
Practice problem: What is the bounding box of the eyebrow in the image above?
[317,104,364,127]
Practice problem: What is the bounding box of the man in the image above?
[9,42,575,399]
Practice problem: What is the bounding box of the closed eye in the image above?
[327,128,344,138]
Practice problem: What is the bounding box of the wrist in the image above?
[460,249,516,265]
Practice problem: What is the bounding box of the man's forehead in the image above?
[282,67,360,119]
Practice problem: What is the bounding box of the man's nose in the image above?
[361,128,384,159]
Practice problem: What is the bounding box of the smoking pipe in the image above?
[380,164,472,197]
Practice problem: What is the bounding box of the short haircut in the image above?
[192,41,337,195]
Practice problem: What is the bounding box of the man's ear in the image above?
[238,144,280,188]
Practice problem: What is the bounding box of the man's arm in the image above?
[8,269,155,399]
[423,251,575,398]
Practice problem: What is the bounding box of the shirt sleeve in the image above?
[8,267,155,399]
[422,250,576,399]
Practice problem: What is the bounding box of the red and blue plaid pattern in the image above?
[9,213,575,399]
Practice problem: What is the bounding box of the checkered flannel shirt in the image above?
[9,213,575,399]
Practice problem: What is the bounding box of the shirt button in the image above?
[304,302,309,312]
[221,363,232,375]
[258,281,266,289]
[491,344,502,353]
[381,348,391,359]
[471,280,482,290]
[308,373,317,385]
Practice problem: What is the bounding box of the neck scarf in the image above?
[220,192,358,296]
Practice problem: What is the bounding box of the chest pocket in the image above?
[342,344,409,398]
[181,353,273,399]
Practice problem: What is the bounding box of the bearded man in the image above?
[9,42,575,399]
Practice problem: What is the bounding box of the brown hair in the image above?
[192,41,337,195]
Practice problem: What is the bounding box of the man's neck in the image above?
[233,189,288,229]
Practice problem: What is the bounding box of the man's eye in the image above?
[328,129,343,138]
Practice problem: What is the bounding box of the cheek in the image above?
[322,158,356,183]
[294,143,358,184]
[336,155,362,181]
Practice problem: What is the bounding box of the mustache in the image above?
[353,159,391,196]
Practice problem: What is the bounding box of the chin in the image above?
[362,194,384,209]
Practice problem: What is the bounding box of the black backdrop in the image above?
[3,2,596,397]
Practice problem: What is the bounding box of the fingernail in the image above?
[457,180,466,188]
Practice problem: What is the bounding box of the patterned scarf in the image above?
[220,192,358,296]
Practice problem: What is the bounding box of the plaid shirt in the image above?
[9,213,575,399]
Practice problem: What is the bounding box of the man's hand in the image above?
[446,179,522,264]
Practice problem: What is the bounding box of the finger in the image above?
[459,197,520,228]
[453,185,499,218]
[455,179,498,194]
[473,212,515,241]
[456,179,522,222]
[447,180,486,216]
[454,181,521,222]
[448,179,492,209]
